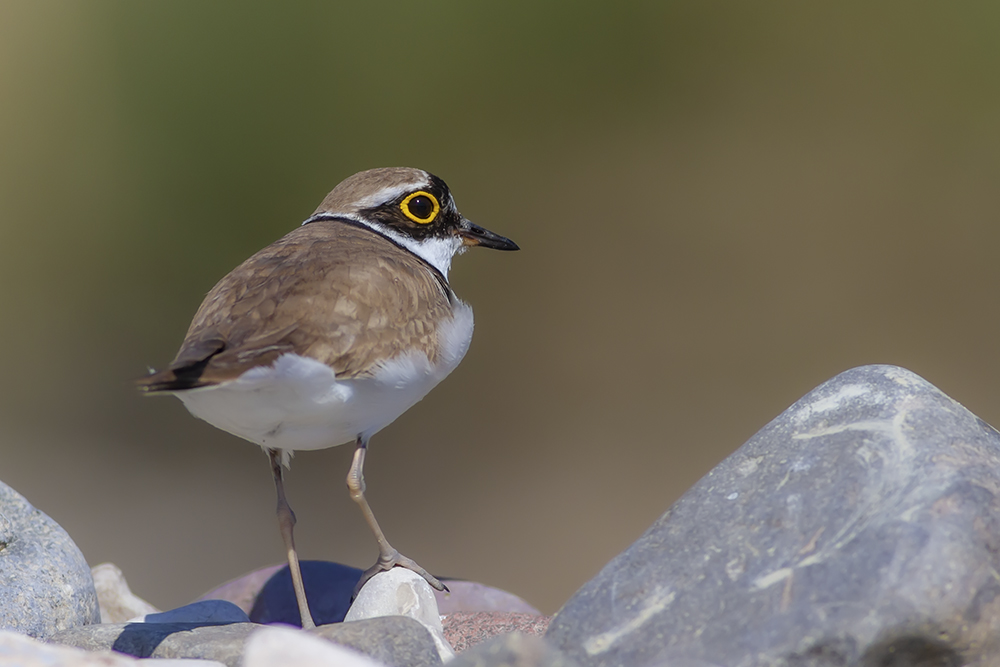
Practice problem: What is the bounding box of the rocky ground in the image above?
[3,365,1000,666]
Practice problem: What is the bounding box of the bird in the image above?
[136,167,519,629]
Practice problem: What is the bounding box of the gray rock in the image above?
[0,629,227,666]
[48,623,257,666]
[49,616,442,667]
[139,599,250,624]
[450,633,578,667]
[0,480,100,637]
[0,629,136,666]
[546,365,1000,667]
[312,616,443,667]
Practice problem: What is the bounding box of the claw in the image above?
[352,550,448,598]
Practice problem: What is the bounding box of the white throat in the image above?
[315,215,464,280]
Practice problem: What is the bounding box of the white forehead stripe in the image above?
[354,180,430,209]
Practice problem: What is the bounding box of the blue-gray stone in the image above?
[546,365,1000,667]
[0,480,99,638]
[249,560,362,626]
[141,599,250,624]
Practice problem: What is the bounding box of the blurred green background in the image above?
[3,2,1000,614]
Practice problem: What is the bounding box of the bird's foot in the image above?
[353,547,448,598]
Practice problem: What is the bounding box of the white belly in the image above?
[175,303,473,452]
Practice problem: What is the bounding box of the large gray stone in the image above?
[546,365,1000,667]
[0,480,100,637]
[50,616,441,667]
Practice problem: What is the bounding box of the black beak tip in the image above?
[461,221,520,251]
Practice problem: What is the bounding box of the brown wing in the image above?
[137,221,455,392]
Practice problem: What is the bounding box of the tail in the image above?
[136,338,225,393]
[135,359,215,393]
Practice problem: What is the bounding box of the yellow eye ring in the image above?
[400,191,440,224]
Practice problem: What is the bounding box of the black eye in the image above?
[408,196,433,219]
[400,190,440,224]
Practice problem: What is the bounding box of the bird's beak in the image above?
[458,219,519,251]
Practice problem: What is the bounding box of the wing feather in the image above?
[137,221,454,393]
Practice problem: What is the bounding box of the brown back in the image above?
[138,220,454,391]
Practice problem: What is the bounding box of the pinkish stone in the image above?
[442,612,552,653]
[433,580,541,615]
[195,564,284,614]
[195,563,541,622]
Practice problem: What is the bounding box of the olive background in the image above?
[3,2,1000,615]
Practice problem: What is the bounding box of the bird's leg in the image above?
[268,448,316,629]
[347,436,446,597]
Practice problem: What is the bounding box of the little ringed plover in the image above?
[137,167,518,628]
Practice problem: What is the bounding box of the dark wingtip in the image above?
[134,371,178,394]
[135,366,211,393]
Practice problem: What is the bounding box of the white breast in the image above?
[175,301,474,452]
